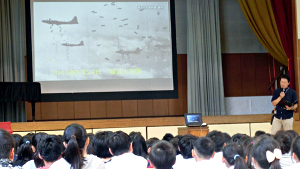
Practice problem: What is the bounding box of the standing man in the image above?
[271,74,298,135]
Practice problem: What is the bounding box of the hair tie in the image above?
[26,141,30,144]
[234,154,240,160]
[71,135,76,139]
[266,148,282,163]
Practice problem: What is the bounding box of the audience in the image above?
[0,129,21,169]
[274,130,294,168]
[252,135,282,169]
[86,133,94,155]
[12,134,21,161]
[162,133,174,142]
[148,141,176,169]
[146,137,159,153]
[223,132,232,145]
[206,130,227,168]
[169,137,180,155]
[37,135,63,169]
[49,124,105,169]
[13,135,34,167]
[288,136,300,168]
[92,131,113,163]
[106,131,147,169]
[130,132,148,159]
[173,134,197,169]
[222,143,247,169]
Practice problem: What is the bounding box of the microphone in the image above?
[282,88,285,92]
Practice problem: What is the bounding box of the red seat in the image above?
[0,122,12,134]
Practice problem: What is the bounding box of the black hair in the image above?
[107,131,131,156]
[252,135,281,169]
[281,74,290,83]
[92,131,113,158]
[12,134,21,154]
[32,132,47,168]
[223,143,247,169]
[286,130,299,140]
[231,133,245,144]
[13,135,34,166]
[57,135,65,151]
[146,137,160,150]
[255,131,266,137]
[169,137,180,155]
[86,133,94,154]
[206,130,225,152]
[245,143,254,169]
[149,140,176,169]
[178,134,197,159]
[193,137,215,159]
[291,136,300,161]
[237,135,250,146]
[37,135,63,162]
[223,132,231,145]
[131,132,148,159]
[242,138,253,152]
[0,129,15,159]
[162,133,174,142]
[63,123,87,169]
[274,130,293,154]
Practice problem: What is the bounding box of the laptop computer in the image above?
[184,113,203,127]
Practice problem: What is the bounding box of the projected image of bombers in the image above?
[42,16,78,26]
[61,41,84,47]
[116,48,141,57]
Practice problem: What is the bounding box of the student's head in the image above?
[92,131,113,158]
[231,133,244,144]
[86,133,94,154]
[162,133,174,142]
[107,131,132,156]
[32,132,47,168]
[280,74,290,88]
[192,137,215,160]
[252,135,281,169]
[16,135,34,165]
[63,123,88,169]
[286,130,299,140]
[206,130,225,152]
[169,137,180,155]
[255,131,266,137]
[12,134,21,154]
[149,140,176,169]
[245,143,254,169]
[37,135,63,163]
[131,132,148,159]
[291,136,300,162]
[178,134,198,159]
[237,135,250,146]
[146,137,159,150]
[222,143,247,169]
[274,130,293,154]
[223,132,231,145]
[0,129,15,160]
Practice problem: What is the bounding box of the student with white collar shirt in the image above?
[286,136,300,169]
[191,137,226,169]
[222,143,247,169]
[206,130,227,168]
[105,131,147,169]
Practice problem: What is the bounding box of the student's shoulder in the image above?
[48,158,70,169]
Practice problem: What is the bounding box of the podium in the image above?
[178,126,209,137]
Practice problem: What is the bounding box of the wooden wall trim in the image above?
[11,114,272,132]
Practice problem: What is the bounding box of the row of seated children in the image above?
[1,124,300,169]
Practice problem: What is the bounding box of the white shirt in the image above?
[172,154,196,169]
[105,153,147,169]
[192,159,225,169]
[49,155,105,169]
[280,152,296,169]
[210,152,227,169]
[22,160,36,169]
[285,162,300,169]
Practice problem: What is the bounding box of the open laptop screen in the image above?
[184,113,202,127]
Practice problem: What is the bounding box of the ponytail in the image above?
[269,158,281,169]
[234,155,247,169]
[63,136,84,169]
[14,140,34,166]
[33,151,44,168]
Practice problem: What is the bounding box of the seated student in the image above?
[252,135,282,169]
[286,136,300,168]
[146,137,159,154]
[92,131,113,163]
[274,130,295,169]
[172,135,197,169]
[222,143,247,169]
[0,128,22,168]
[192,137,225,169]
[206,130,227,168]
[12,134,22,161]
[86,133,94,155]
[49,123,105,169]
[106,131,147,169]
[130,132,148,159]
[148,141,176,169]
[13,135,34,167]
[162,133,174,142]
[37,135,63,169]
